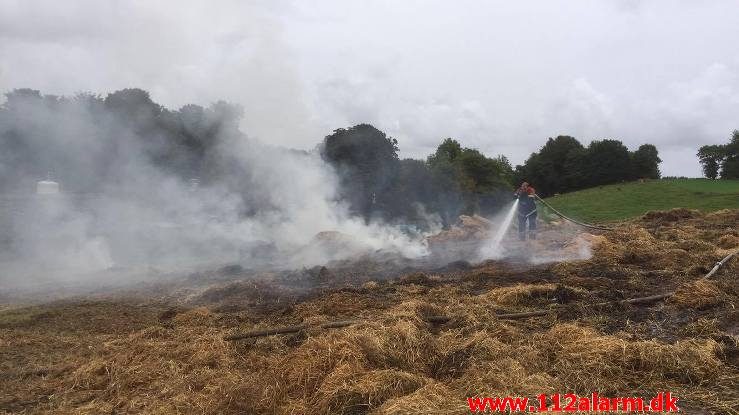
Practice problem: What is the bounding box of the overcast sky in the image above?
[1,0,737,177]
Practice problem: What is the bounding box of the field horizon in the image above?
[542,178,739,223]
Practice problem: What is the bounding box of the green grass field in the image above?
[541,179,739,223]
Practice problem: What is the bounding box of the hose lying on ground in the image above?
[534,194,615,231]
[224,250,737,340]
[701,250,737,280]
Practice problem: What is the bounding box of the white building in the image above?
[36,180,60,194]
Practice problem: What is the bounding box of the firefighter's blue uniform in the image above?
[516,186,537,240]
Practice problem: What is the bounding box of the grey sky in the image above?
[1,0,737,176]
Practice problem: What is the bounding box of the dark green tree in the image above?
[427,137,463,165]
[104,88,162,131]
[426,138,467,224]
[321,124,400,221]
[720,130,739,179]
[456,148,507,192]
[514,136,586,196]
[561,146,588,192]
[631,144,661,179]
[517,135,662,194]
[697,131,739,179]
[495,155,515,185]
[697,144,725,179]
[427,137,511,219]
[457,148,511,214]
[0,88,244,193]
[581,139,632,187]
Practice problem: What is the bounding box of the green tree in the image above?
[456,149,507,192]
[494,155,514,186]
[517,136,662,193]
[3,88,43,108]
[458,148,511,214]
[427,138,511,219]
[0,87,248,193]
[631,144,662,179]
[322,124,400,221]
[104,88,162,131]
[514,135,585,196]
[720,130,739,179]
[561,146,587,192]
[542,136,583,193]
[581,139,632,187]
[697,144,725,180]
[426,138,467,223]
[427,137,462,165]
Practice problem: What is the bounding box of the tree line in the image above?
[322,125,514,226]
[512,136,661,197]
[2,88,667,227]
[321,128,662,224]
[0,88,244,193]
[697,131,739,179]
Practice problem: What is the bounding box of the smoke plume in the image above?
[0,90,429,290]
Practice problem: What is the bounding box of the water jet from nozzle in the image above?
[480,199,518,259]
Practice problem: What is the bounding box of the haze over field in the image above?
[2,0,739,176]
[0,91,433,286]
[1,3,739,414]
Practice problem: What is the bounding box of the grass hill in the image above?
[542,178,739,223]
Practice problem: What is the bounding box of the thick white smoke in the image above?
[0,95,431,290]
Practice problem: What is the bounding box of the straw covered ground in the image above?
[1,208,738,414]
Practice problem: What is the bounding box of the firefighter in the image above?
[515,182,537,240]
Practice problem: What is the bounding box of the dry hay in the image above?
[717,234,739,249]
[643,207,702,222]
[659,225,702,241]
[676,238,719,252]
[315,368,428,414]
[431,332,511,379]
[453,357,558,399]
[172,306,217,326]
[293,289,394,322]
[670,280,726,310]
[561,214,731,281]
[478,283,559,306]
[681,318,722,338]
[2,208,739,414]
[436,331,557,397]
[705,208,739,222]
[194,280,283,307]
[426,215,491,249]
[61,309,240,414]
[278,334,370,408]
[245,308,439,413]
[372,382,469,415]
[612,227,664,265]
[559,232,608,258]
[538,324,721,391]
[350,322,435,372]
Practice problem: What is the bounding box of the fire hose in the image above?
[533,194,615,231]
